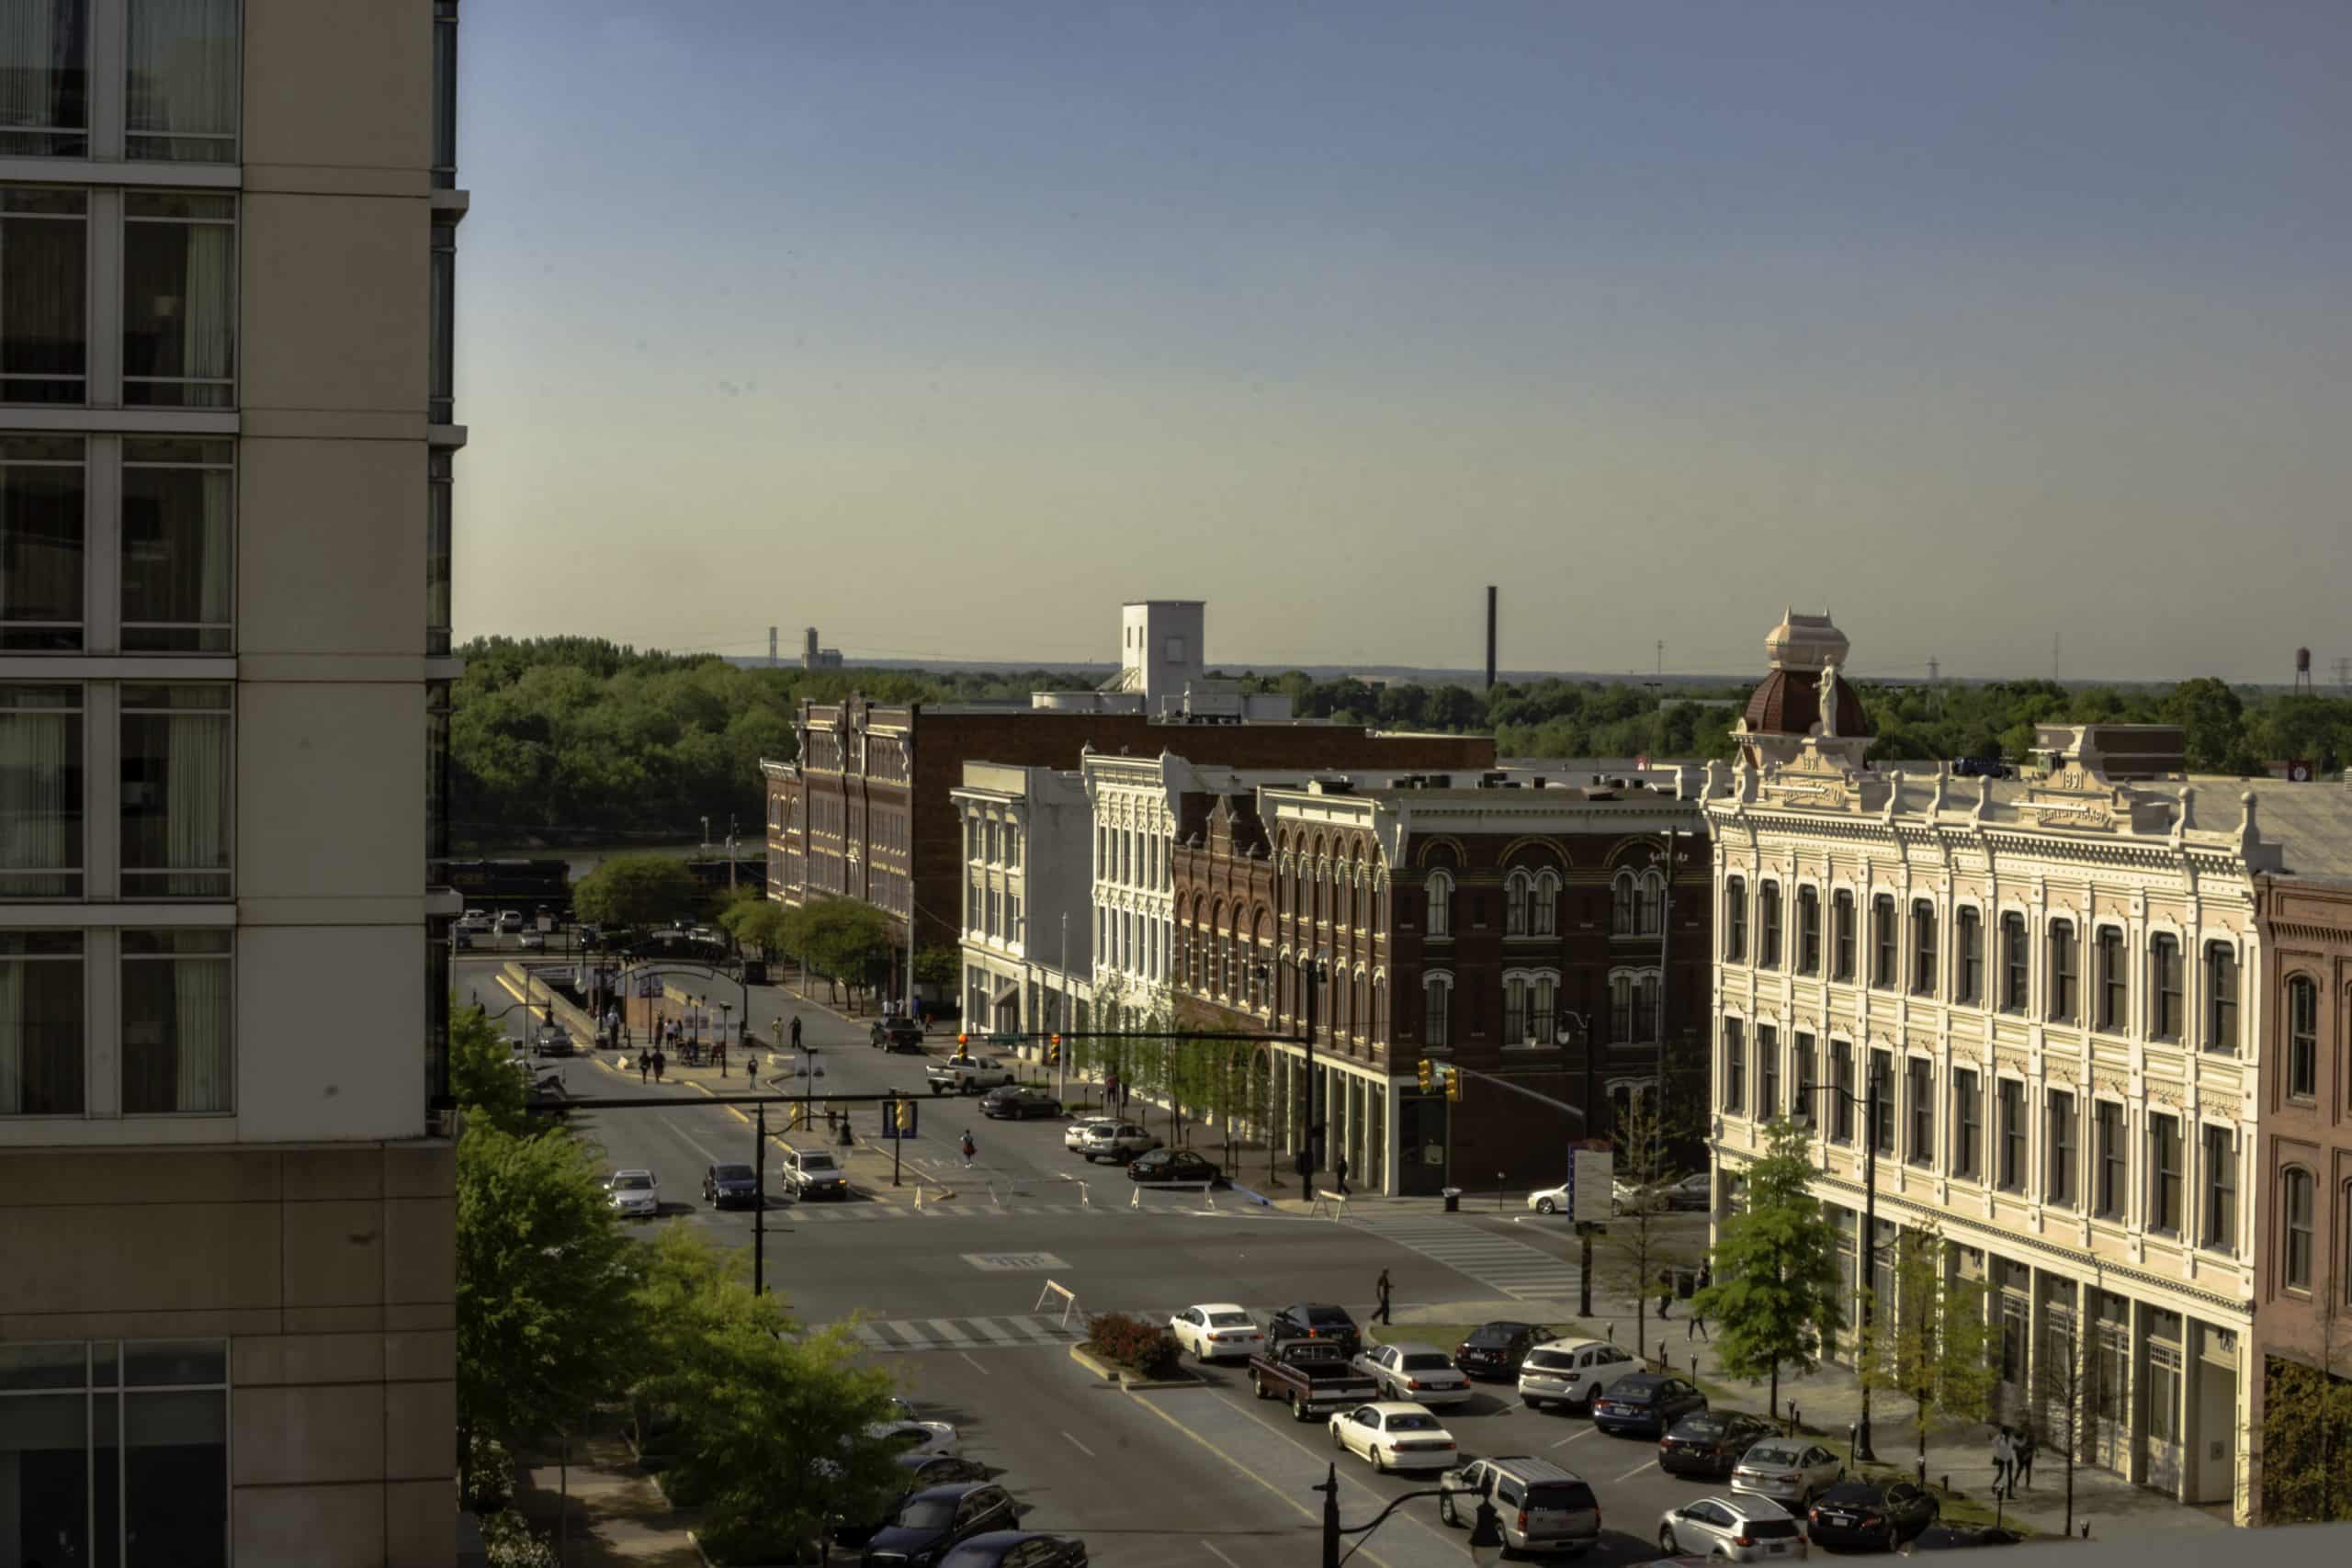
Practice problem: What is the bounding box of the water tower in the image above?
[2295,647,2313,695]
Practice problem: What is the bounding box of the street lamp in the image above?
[1467,1498,1505,1566]
[1790,1058,1885,1462]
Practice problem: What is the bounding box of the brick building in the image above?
[1164,769,1711,1196]
[760,694,1495,986]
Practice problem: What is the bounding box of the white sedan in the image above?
[1065,1117,1119,1153]
[606,1169,659,1218]
[867,1419,959,1459]
[1328,1402,1459,1473]
[1353,1343,1472,1406]
[1527,1183,1573,1215]
[1170,1304,1264,1362]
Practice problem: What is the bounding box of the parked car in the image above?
[872,1018,926,1051]
[1170,1303,1263,1362]
[606,1169,659,1219]
[1899,1525,2023,1553]
[1659,1172,1713,1211]
[900,1453,990,1490]
[928,1056,1017,1095]
[1804,1479,1939,1552]
[938,1532,1087,1568]
[1438,1456,1601,1557]
[497,910,525,932]
[1657,1495,1808,1562]
[1730,1439,1844,1508]
[1269,1303,1363,1358]
[1127,1147,1224,1185]
[1454,1320,1554,1381]
[1951,757,2012,780]
[780,1145,849,1200]
[980,1086,1062,1120]
[858,1483,1020,1568]
[1355,1342,1472,1406]
[517,929,546,951]
[1518,1337,1636,1413]
[1591,1372,1708,1438]
[1248,1337,1380,1422]
[1329,1401,1459,1472]
[701,1162,759,1209]
[1064,1117,1117,1152]
[867,1419,959,1460]
[1612,1172,1711,1214]
[452,928,475,951]
[459,908,491,931]
[1659,1411,1780,1480]
[1075,1122,1160,1163]
[1527,1182,1575,1215]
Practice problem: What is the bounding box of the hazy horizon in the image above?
[452,1,2352,685]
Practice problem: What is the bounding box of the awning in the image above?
[991,982,1020,1006]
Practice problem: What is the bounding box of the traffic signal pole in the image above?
[753,1101,767,1295]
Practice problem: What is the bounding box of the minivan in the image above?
[1437,1456,1600,1557]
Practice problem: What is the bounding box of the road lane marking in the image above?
[1615,1459,1658,1483]
[1121,1393,1400,1568]
[968,1319,1019,1345]
[881,1322,930,1348]
[925,1318,977,1347]
[1201,1543,1243,1568]
[853,1325,889,1350]
[1551,1428,1595,1448]
[958,1352,990,1376]
[1061,1431,1095,1458]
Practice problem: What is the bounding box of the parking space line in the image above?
[1615,1459,1658,1483]
[958,1352,991,1376]
[1550,1428,1594,1448]
[1201,1543,1243,1568]
[1061,1431,1095,1458]
[1120,1395,1400,1568]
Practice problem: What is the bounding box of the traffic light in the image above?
[1417,1058,1433,1092]
[1047,1034,1061,1066]
[956,1032,969,1047]
[1447,1068,1464,1102]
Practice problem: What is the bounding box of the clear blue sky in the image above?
[452,0,2352,683]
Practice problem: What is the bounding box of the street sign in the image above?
[1571,1146,1613,1224]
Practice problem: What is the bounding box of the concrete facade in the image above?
[952,762,1093,1036]
[0,4,460,1562]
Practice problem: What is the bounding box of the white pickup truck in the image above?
[925,1055,1018,1096]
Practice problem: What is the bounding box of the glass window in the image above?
[120,437,232,651]
[427,451,452,655]
[1505,872,1528,937]
[1422,975,1449,1048]
[1758,1023,1778,1120]
[425,681,450,869]
[2286,976,2318,1100]
[2001,912,2029,1011]
[2148,1113,2182,1234]
[1870,1048,1894,1155]
[1723,875,1746,962]
[1796,886,1820,975]
[2,186,89,403]
[1952,1068,1980,1180]
[1871,894,1896,987]
[121,190,235,407]
[2048,920,2078,1024]
[1758,881,1781,968]
[121,928,231,1114]
[2095,1100,2123,1219]
[1832,889,1854,980]
[1997,1078,2025,1191]
[1911,899,1936,996]
[1426,872,1452,938]
[2150,934,2182,1043]
[1956,907,1982,1005]
[1794,1032,1816,1114]
[433,2,459,187]
[1829,1040,1853,1143]
[0,682,83,896]
[1722,1016,1744,1113]
[1637,870,1663,936]
[126,0,239,163]
[2204,942,2237,1053]
[2282,1168,2314,1291]
[1,434,84,649]
[1906,1056,1932,1166]
[2045,1090,2075,1208]
[2200,1123,2236,1253]
[0,0,90,156]
[2096,927,2126,1032]
[0,928,85,1114]
[119,682,231,897]
[430,214,456,422]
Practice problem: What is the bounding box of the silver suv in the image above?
[1438,1456,1600,1557]
[1076,1122,1160,1163]
[780,1145,847,1200]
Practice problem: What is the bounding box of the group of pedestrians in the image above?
[634,1045,667,1083]
[1991,1425,2038,1498]
[1654,1263,1713,1339]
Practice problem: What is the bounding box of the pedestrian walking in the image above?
[1334,1155,1351,1196]
[790,1016,802,1051]
[1690,1263,1713,1340]
[1374,1269,1393,1326]
[1657,1269,1675,1320]
[637,1051,649,1084]
[960,1130,978,1168]
[651,1047,666,1084]
[716,1038,728,1076]
[1991,1427,2014,1499]
[2014,1427,2036,1492]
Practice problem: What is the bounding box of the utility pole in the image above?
[1657,640,1665,680]
[752,1101,767,1295]
[1058,912,1069,1104]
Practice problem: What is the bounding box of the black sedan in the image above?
[1453,1320,1554,1381]
[859,1483,1020,1567]
[981,1086,1064,1121]
[1591,1372,1708,1438]
[1658,1410,1777,1478]
[1806,1479,1939,1552]
[1901,1525,2021,1553]
[940,1532,1088,1568]
[871,1018,926,1051]
[1271,1303,1363,1358]
[700,1163,759,1209]
[1127,1148,1226,1186]
[900,1453,990,1489]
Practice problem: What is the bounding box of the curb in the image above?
[1068,1343,1205,1391]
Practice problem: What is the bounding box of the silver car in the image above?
[1657,1495,1808,1562]
[1354,1343,1472,1406]
[1730,1439,1844,1508]
[606,1168,659,1218]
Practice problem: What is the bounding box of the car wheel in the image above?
[1658,1528,1679,1554]
[1441,1497,1460,1529]
[1290,1393,1306,1420]
[1536,1197,1557,1214]
[1526,1397,1547,1413]
[1374,1447,1388,1474]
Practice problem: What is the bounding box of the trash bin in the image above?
[1442,1187,1462,1213]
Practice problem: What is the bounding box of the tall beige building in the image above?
[1,4,462,1564]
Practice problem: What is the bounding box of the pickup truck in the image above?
[1248,1338,1382,1423]
[925,1056,1017,1095]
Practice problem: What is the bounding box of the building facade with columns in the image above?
[952,762,1093,1038]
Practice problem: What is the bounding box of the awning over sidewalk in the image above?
[991,982,1020,1006]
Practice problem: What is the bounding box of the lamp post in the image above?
[718,1001,732,1074]
[1311,1462,1503,1566]
[1299,955,1328,1185]
[1792,1058,1883,1462]
[1058,911,1069,1104]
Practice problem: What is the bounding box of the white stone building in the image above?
[953,763,1092,1035]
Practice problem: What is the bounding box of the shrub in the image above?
[480,1510,559,1568]
[1084,1311,1181,1379]
[461,1430,514,1515]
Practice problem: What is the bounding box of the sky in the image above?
[452,0,2352,684]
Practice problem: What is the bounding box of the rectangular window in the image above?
[119,682,231,897]
[2096,927,2126,1032]
[0,928,84,1114]
[1996,1078,2025,1192]
[1832,890,1855,981]
[1870,1048,1894,1155]
[2,186,89,403]
[1,434,85,649]
[427,451,452,655]
[2150,935,2182,1042]
[2204,943,2237,1053]
[120,928,231,1113]
[2094,1100,2124,1219]
[1797,886,1821,975]
[2048,920,2078,1024]
[2046,1090,2076,1208]
[433,1,460,187]
[1911,899,1937,996]
[2001,912,2029,1012]
[1907,1056,1932,1167]
[1723,876,1746,963]
[1758,882,1781,969]
[1871,894,1896,988]
[2200,1123,2236,1253]
[0,682,83,897]
[2148,1113,2182,1235]
[1956,908,1982,1005]
[121,191,235,407]
[425,681,449,869]
[1502,975,1525,1044]
[0,0,91,156]
[1722,1016,1744,1114]
[430,215,456,423]
[2287,978,2319,1100]
[1830,1041,1853,1143]
[1953,1068,1980,1180]
[1422,977,1449,1047]
[1757,1024,1778,1120]
[1794,1032,1816,1117]
[120,437,232,651]
[126,0,240,163]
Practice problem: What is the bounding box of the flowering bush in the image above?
[480,1510,558,1568]
[1085,1311,1181,1379]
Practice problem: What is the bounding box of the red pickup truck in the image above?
[1248,1339,1382,1422]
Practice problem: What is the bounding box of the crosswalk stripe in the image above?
[1014,1314,1071,1343]
[969,1318,1020,1345]
[853,1324,890,1349]
[926,1317,977,1347]
[882,1320,931,1347]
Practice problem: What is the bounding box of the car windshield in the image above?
[1525,1482,1597,1511]
[714,1166,752,1180]
[800,1155,837,1171]
[1386,1414,1443,1431]
[1522,1350,1577,1371]
[1745,1445,1802,1466]
[1400,1353,1453,1371]
[611,1174,652,1190]
[892,1497,959,1529]
[1208,1312,1253,1327]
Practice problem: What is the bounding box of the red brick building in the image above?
[1168,771,1712,1195]
[761,694,1495,980]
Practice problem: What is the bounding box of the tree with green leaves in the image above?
[1692,1117,1846,1422]
[1853,1224,1997,1474]
[449,1003,532,1138]
[1595,1094,1694,1358]
[573,852,705,929]
[718,896,793,964]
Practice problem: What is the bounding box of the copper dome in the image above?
[1743,668,1871,739]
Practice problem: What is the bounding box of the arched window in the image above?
[1533,870,1560,936]
[1505,870,1532,937]
[1611,872,1636,936]
[1372,975,1386,1043]
[1910,899,1936,997]
[2047,919,2078,1024]
[1638,870,1666,936]
[2149,934,2182,1042]
[2282,1167,2315,1291]
[1757,881,1782,969]
[2287,976,2319,1100]
[2204,942,2238,1053]
[1422,973,1452,1048]
[1426,870,1454,938]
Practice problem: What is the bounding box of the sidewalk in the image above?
[509,1428,701,1568]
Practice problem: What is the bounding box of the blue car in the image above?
[859,1482,1019,1567]
[938,1531,1088,1568]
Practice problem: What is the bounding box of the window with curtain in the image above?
[119,436,231,651]
[126,0,239,162]
[119,682,229,897]
[428,451,452,655]
[1421,974,1449,1048]
[121,191,234,407]
[0,682,82,896]
[0,928,83,1114]
[0,0,90,155]
[2,434,84,649]
[430,215,456,422]
[120,928,231,1113]
[2,186,88,403]
[2204,942,2238,1053]
[2286,976,2318,1100]
[2282,1168,2314,1291]
[1425,871,1452,938]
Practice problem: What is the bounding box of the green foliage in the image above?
[456,1122,649,1453]
[2260,1349,2352,1523]
[632,1228,903,1563]
[462,1430,516,1516]
[1853,1226,1998,1468]
[1693,1118,1846,1416]
[479,1510,560,1568]
[1084,1310,1182,1378]
[794,897,897,997]
[912,946,960,987]
[719,897,793,962]
[450,1004,532,1138]
[1596,1096,1693,1357]
[573,853,706,929]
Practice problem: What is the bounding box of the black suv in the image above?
[1658,1410,1776,1478]
[1453,1320,1553,1380]
[700,1163,759,1210]
[1270,1303,1363,1358]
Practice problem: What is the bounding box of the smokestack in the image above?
[1486,585,1498,690]
[768,626,778,666]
